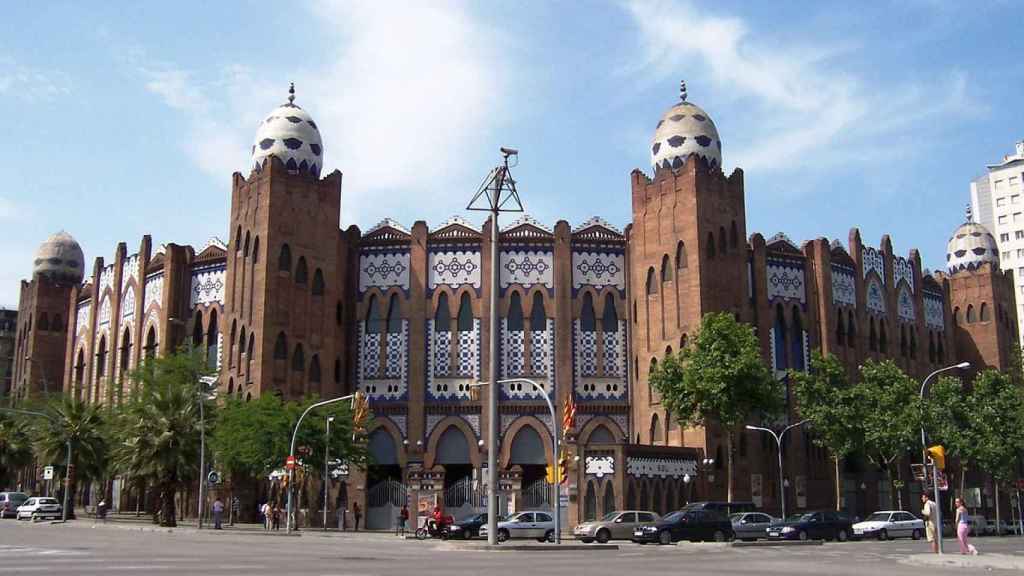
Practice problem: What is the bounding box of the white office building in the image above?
[971,140,1024,347]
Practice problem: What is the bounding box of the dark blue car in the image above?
[766,511,853,542]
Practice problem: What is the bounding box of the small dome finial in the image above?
[679,80,687,102]
[966,203,974,223]
[288,82,295,104]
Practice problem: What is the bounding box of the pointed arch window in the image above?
[145,326,157,358]
[730,220,739,249]
[386,294,402,333]
[238,327,247,368]
[879,320,888,353]
[246,335,254,382]
[229,321,237,367]
[676,241,688,269]
[252,236,260,263]
[365,295,384,334]
[980,302,989,322]
[192,312,204,348]
[278,244,292,273]
[660,254,671,282]
[791,306,805,370]
[928,332,936,363]
[706,232,716,260]
[602,294,618,332]
[206,310,218,369]
[52,313,62,332]
[530,293,546,332]
[507,292,524,332]
[274,332,288,360]
[650,413,661,445]
[836,311,846,346]
[869,318,878,352]
[312,269,324,296]
[580,292,596,332]
[773,304,788,369]
[909,329,917,359]
[235,226,242,252]
[295,257,308,284]
[292,343,305,373]
[309,354,321,383]
[719,226,727,255]
[38,312,48,332]
[847,310,856,343]
[457,293,473,332]
[645,268,657,295]
[243,231,251,258]
[435,292,451,332]
[966,304,975,323]
[96,336,108,379]
[119,328,132,376]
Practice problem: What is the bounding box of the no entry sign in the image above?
[286,455,296,470]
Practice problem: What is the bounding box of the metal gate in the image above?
[521,479,553,510]
[366,479,407,530]
[444,476,482,520]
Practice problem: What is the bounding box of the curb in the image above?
[731,540,825,547]
[442,542,619,552]
[902,553,1024,571]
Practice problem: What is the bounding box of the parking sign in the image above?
[42,466,54,480]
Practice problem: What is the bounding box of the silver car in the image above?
[730,512,775,541]
[574,510,660,543]
[479,510,556,542]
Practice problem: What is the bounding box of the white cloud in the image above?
[623,0,980,174]
[137,0,518,228]
[0,57,71,101]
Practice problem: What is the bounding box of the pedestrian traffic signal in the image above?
[927,445,945,470]
[352,391,370,437]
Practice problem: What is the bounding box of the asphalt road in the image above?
[1,521,1023,575]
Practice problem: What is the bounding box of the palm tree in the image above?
[0,413,33,489]
[31,395,108,519]
[113,349,209,527]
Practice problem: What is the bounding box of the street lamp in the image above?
[919,361,970,555]
[746,420,808,520]
[196,376,217,530]
[467,147,524,547]
[287,394,357,534]
[0,408,72,522]
[323,415,335,532]
[470,378,561,544]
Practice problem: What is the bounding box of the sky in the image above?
[0,0,1021,307]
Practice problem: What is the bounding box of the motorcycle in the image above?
[415,517,453,540]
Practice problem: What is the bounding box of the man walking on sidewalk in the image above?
[212,498,225,530]
[921,493,939,553]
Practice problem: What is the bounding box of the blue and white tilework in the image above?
[99,264,114,295]
[121,254,138,290]
[98,296,111,327]
[863,247,885,284]
[866,278,886,316]
[431,325,452,376]
[529,328,551,376]
[924,294,945,330]
[575,320,627,400]
[384,414,408,439]
[428,318,481,399]
[831,266,856,307]
[360,328,381,380]
[359,251,410,293]
[428,250,481,291]
[457,320,480,377]
[572,252,625,293]
[578,330,598,377]
[893,257,914,292]
[190,264,226,308]
[76,301,90,335]
[501,413,554,438]
[501,319,554,399]
[500,250,554,291]
[385,323,407,379]
[358,321,408,401]
[766,260,806,304]
[120,285,135,321]
[425,414,480,441]
[144,273,164,312]
[897,286,915,322]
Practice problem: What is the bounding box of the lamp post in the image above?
[287,394,356,534]
[323,416,334,532]
[919,361,970,555]
[468,147,523,546]
[470,378,560,544]
[746,420,808,520]
[1,408,72,522]
[196,376,217,530]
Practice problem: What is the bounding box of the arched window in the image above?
[603,481,615,517]
[773,304,788,369]
[386,294,402,333]
[238,327,247,369]
[119,328,131,376]
[980,302,989,322]
[937,338,945,363]
[530,293,546,332]
[602,294,618,332]
[706,232,715,259]
[730,220,739,249]
[645,268,657,295]
[309,355,321,383]
[966,304,975,323]
[580,292,596,332]
[909,329,917,359]
[675,241,688,269]
[869,318,877,352]
[292,343,305,373]
[953,307,960,325]
[365,295,384,334]
[879,320,888,353]
[274,332,287,360]
[192,312,204,348]
[206,310,218,369]
[74,349,85,392]
[278,244,292,273]
[235,226,242,252]
[229,321,237,367]
[719,226,727,255]
[847,310,856,342]
[295,257,308,284]
[791,306,804,370]
[584,481,597,521]
[836,312,846,346]
[928,332,936,363]
[38,312,48,332]
[312,269,325,296]
[435,292,451,332]
[243,231,250,258]
[507,292,524,332]
[246,335,254,382]
[145,325,157,358]
[252,236,259,263]
[650,413,661,445]
[660,254,671,282]
[52,313,62,332]
[457,293,473,332]
[96,336,108,379]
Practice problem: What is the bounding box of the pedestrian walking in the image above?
[97,498,108,522]
[231,496,240,526]
[261,502,272,531]
[212,497,225,530]
[272,504,281,531]
[955,497,971,554]
[921,493,938,553]
[353,502,361,531]
[396,504,409,535]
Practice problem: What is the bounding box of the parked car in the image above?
[574,510,660,543]
[16,497,62,521]
[986,518,1018,535]
[730,512,776,541]
[479,510,555,543]
[632,508,734,544]
[767,510,853,542]
[685,501,757,515]
[448,513,490,539]
[852,510,924,540]
[0,492,29,519]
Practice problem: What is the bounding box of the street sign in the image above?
[286,455,296,470]
[42,466,54,480]
[207,470,221,485]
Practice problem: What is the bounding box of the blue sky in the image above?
[1,0,1021,306]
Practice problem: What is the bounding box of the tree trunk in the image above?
[726,430,734,502]
[834,456,841,512]
[995,480,1001,536]
[160,479,178,527]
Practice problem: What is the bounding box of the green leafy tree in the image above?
[112,348,212,526]
[791,353,865,510]
[651,312,781,501]
[856,360,923,507]
[0,412,32,488]
[29,395,109,518]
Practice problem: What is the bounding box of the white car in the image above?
[16,497,62,521]
[852,510,923,540]
[479,510,556,542]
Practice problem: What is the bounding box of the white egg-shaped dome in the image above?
[946,213,999,274]
[251,84,323,177]
[651,82,722,172]
[33,231,85,285]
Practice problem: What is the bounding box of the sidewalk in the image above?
[904,553,1024,571]
[54,515,404,539]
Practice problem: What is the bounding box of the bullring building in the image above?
[12,83,1017,527]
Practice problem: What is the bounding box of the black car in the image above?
[632,509,734,544]
[448,513,489,539]
[766,511,853,542]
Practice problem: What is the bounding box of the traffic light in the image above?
[927,445,945,470]
[545,464,555,484]
[352,391,370,437]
